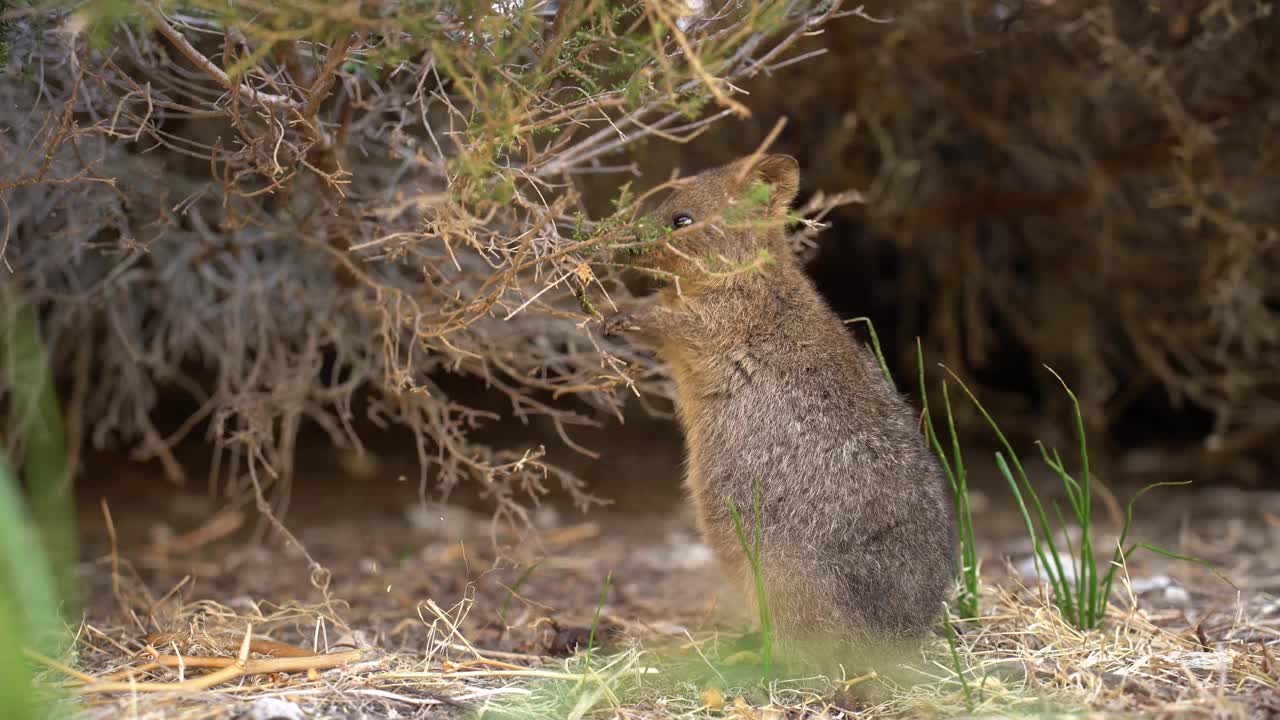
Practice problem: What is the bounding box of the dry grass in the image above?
[40,570,1280,719]
[35,486,1280,719]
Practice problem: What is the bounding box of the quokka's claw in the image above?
[603,311,638,337]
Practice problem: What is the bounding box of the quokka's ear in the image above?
[746,153,800,214]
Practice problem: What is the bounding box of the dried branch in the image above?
[0,0,846,534]
[142,5,301,111]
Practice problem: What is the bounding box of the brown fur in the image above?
[605,155,957,662]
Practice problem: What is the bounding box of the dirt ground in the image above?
[44,431,1280,719]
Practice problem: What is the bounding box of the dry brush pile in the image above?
[729,0,1280,481]
[0,0,857,531]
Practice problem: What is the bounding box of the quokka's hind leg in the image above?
[752,558,934,682]
[748,558,858,666]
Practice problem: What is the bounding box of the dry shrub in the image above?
[0,1,852,529]
[734,0,1280,479]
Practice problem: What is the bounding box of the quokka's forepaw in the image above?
[603,311,639,337]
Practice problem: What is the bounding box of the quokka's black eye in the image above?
[672,213,695,229]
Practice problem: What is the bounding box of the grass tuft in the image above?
[939,362,1219,630]
[849,318,1218,632]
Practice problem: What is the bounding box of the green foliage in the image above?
[575,290,599,318]
[0,454,66,720]
[620,217,669,257]
[77,0,135,51]
[942,613,972,711]
[940,363,1215,630]
[851,314,1211,630]
[0,295,77,719]
[740,179,775,208]
[595,183,670,258]
[721,179,774,227]
[610,181,636,216]
[2,299,78,608]
[70,0,774,213]
[553,5,655,98]
[582,570,612,670]
[675,91,710,120]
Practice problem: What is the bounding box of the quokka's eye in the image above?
[672,213,695,229]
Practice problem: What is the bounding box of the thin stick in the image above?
[392,669,591,681]
[302,33,358,118]
[99,499,133,625]
[67,651,362,694]
[444,642,544,662]
[144,4,300,110]
[23,648,99,684]
[648,1,750,118]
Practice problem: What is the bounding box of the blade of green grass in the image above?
[940,378,978,616]
[1052,501,1081,609]
[582,570,613,670]
[1129,543,1237,589]
[942,611,972,712]
[499,558,544,626]
[751,472,772,679]
[916,339,978,618]
[1098,480,1190,618]
[846,317,895,388]
[1044,366,1095,626]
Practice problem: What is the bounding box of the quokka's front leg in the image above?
[601,298,694,346]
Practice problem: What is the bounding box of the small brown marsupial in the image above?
[605,154,957,663]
